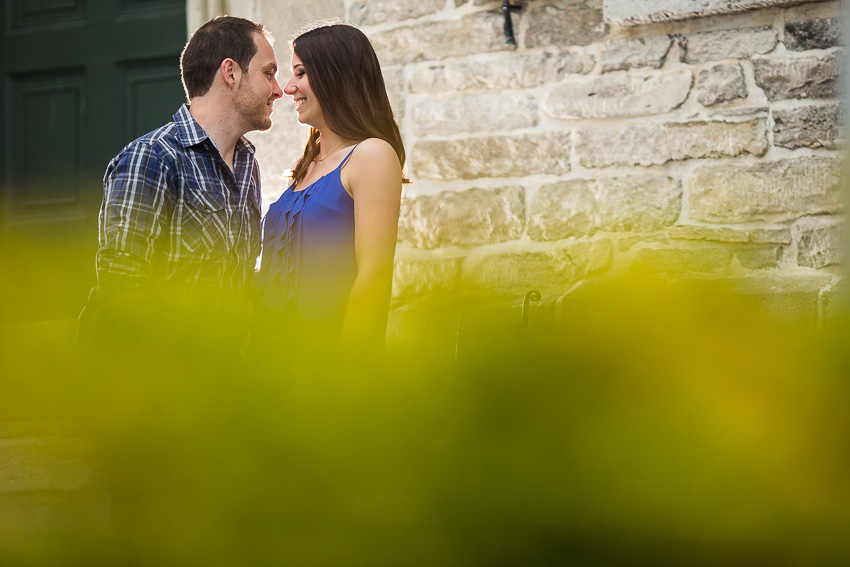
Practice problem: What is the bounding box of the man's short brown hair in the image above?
[180,16,271,99]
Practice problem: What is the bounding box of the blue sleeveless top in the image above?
[254,147,357,337]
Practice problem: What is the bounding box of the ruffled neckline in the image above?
[255,146,359,314]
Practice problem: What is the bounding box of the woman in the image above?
[254,23,405,356]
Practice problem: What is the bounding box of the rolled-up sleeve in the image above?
[95,142,171,297]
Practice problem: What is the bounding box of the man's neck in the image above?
[188,100,245,171]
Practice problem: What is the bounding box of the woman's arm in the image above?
[339,138,403,354]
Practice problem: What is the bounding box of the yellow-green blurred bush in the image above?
[1,274,849,566]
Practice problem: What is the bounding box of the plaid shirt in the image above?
[93,105,262,302]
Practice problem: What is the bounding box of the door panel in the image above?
[120,0,184,13]
[11,0,85,30]
[1,0,187,320]
[11,69,85,211]
[121,57,186,142]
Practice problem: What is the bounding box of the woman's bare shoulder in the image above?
[354,138,396,158]
[348,138,400,173]
[344,138,402,196]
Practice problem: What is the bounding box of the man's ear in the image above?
[220,59,239,89]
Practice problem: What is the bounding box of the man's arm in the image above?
[95,141,171,299]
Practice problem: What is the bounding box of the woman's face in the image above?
[284,53,324,128]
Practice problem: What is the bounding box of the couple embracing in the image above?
[79,16,404,365]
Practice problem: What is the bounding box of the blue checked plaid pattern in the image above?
[94,105,262,300]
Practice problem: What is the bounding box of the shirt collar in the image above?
[172,104,256,156]
[173,104,209,148]
[235,135,255,155]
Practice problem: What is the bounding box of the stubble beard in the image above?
[234,80,272,132]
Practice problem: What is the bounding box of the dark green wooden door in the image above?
[1,0,187,320]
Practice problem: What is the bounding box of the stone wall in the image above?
[250,0,844,318]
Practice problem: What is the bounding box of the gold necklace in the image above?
[316,142,346,162]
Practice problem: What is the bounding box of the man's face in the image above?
[233,33,283,132]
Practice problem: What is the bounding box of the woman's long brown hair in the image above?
[289,24,407,187]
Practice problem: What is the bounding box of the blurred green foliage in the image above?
[1,267,849,566]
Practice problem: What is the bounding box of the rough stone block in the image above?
[773,103,844,150]
[370,11,507,65]
[462,239,613,291]
[615,233,653,251]
[735,245,783,270]
[398,186,525,249]
[667,274,833,325]
[528,176,681,240]
[689,157,842,223]
[576,119,767,168]
[784,18,843,51]
[716,274,834,321]
[795,216,844,269]
[349,0,445,26]
[785,0,841,24]
[604,0,815,26]
[0,437,93,493]
[632,247,733,275]
[666,226,751,243]
[410,133,570,180]
[257,1,344,52]
[525,1,609,48]
[749,227,792,244]
[409,52,549,94]
[382,66,406,119]
[411,91,538,136]
[753,50,842,100]
[392,258,462,298]
[409,50,594,94]
[599,35,673,72]
[529,180,595,239]
[697,63,747,106]
[543,69,693,119]
[550,48,598,78]
[681,27,778,64]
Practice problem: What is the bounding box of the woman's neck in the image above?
[316,129,358,160]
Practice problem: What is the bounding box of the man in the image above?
[79,16,283,353]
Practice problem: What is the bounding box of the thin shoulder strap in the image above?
[338,143,360,170]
